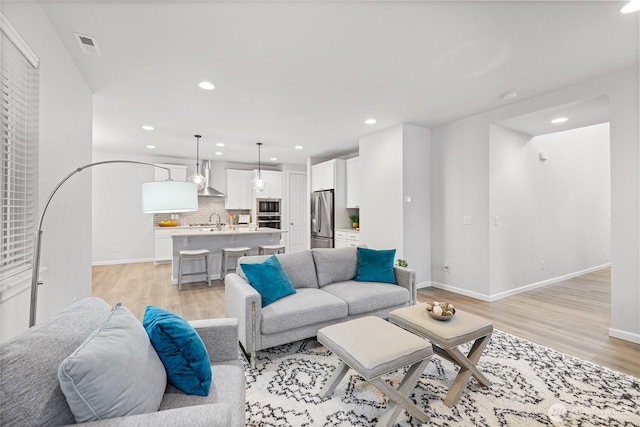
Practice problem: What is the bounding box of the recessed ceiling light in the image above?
[142,125,154,131]
[198,81,215,90]
[501,90,518,101]
[294,145,303,150]
[270,157,277,161]
[146,145,156,149]
[365,118,377,125]
[621,0,640,14]
[215,152,223,156]
[551,117,568,124]
[216,143,225,147]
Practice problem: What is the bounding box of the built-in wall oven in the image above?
[256,199,281,229]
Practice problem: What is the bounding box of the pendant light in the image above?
[188,134,206,190]
[253,142,266,192]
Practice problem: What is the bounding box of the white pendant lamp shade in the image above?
[189,134,206,190]
[142,181,198,213]
[621,0,640,13]
[253,141,266,192]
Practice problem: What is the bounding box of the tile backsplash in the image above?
[154,197,250,226]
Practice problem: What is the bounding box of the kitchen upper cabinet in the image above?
[225,169,253,209]
[312,160,336,191]
[346,157,360,208]
[154,163,187,182]
[255,170,283,199]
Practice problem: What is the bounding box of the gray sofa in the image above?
[0,297,245,427]
[225,246,416,366]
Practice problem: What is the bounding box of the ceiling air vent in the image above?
[73,33,101,56]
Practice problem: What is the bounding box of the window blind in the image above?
[0,24,39,281]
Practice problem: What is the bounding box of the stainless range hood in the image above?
[198,160,224,197]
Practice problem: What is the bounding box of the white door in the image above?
[288,172,307,253]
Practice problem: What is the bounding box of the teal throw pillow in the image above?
[143,306,211,396]
[241,255,296,307]
[355,247,397,284]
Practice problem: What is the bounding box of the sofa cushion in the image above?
[0,298,111,427]
[261,288,348,335]
[241,255,297,307]
[322,281,410,315]
[355,247,397,284]
[311,247,358,287]
[143,306,212,396]
[58,303,166,423]
[238,250,319,289]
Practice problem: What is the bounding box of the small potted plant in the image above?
[349,214,359,229]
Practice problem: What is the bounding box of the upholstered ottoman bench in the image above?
[389,304,493,407]
[317,316,433,427]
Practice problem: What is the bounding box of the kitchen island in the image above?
[169,227,286,284]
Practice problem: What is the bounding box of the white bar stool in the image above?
[221,246,251,278]
[258,244,285,255]
[178,249,211,290]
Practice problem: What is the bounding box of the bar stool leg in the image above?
[204,253,211,287]
[220,251,226,279]
[178,254,183,291]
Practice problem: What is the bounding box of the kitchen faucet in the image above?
[209,212,222,230]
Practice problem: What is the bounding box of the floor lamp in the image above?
[29,160,198,327]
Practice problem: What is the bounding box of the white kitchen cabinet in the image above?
[346,157,360,208]
[154,163,187,182]
[225,169,253,209]
[154,229,173,264]
[311,160,336,191]
[335,230,347,248]
[347,231,360,247]
[254,170,283,199]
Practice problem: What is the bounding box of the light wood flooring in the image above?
[92,264,640,378]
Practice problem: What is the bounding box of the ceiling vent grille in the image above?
[73,33,101,56]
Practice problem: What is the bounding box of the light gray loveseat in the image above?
[0,297,245,427]
[225,246,416,366]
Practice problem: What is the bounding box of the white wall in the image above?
[431,117,491,298]
[359,123,432,285]
[489,123,610,297]
[0,3,93,341]
[431,66,639,343]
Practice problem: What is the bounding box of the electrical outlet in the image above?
[463,216,472,225]
[541,260,545,270]
[444,261,450,271]
[114,245,120,253]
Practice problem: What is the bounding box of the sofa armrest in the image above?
[394,266,417,305]
[71,403,232,427]
[189,318,239,363]
[224,273,262,358]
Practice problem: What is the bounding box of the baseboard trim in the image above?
[430,281,492,302]
[92,258,154,266]
[430,263,611,303]
[609,328,640,344]
[416,281,432,289]
[488,263,611,302]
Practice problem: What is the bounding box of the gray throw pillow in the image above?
[312,247,358,287]
[58,303,167,423]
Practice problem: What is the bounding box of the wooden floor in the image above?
[92,264,640,377]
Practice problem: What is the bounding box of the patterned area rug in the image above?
[244,330,640,426]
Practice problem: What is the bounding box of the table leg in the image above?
[442,333,492,407]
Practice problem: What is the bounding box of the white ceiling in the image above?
[38,1,638,166]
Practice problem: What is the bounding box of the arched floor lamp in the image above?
[29,160,198,327]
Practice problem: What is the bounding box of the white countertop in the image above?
[335,228,359,233]
[170,227,285,238]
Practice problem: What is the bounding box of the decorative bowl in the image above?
[425,301,455,321]
[158,220,178,227]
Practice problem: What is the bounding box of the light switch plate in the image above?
[463,215,472,225]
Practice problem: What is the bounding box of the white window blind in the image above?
[0,19,39,282]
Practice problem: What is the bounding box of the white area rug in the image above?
[244,330,640,426]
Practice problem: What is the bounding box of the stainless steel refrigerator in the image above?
[311,190,334,248]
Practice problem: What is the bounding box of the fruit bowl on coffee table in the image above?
[425,301,456,320]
